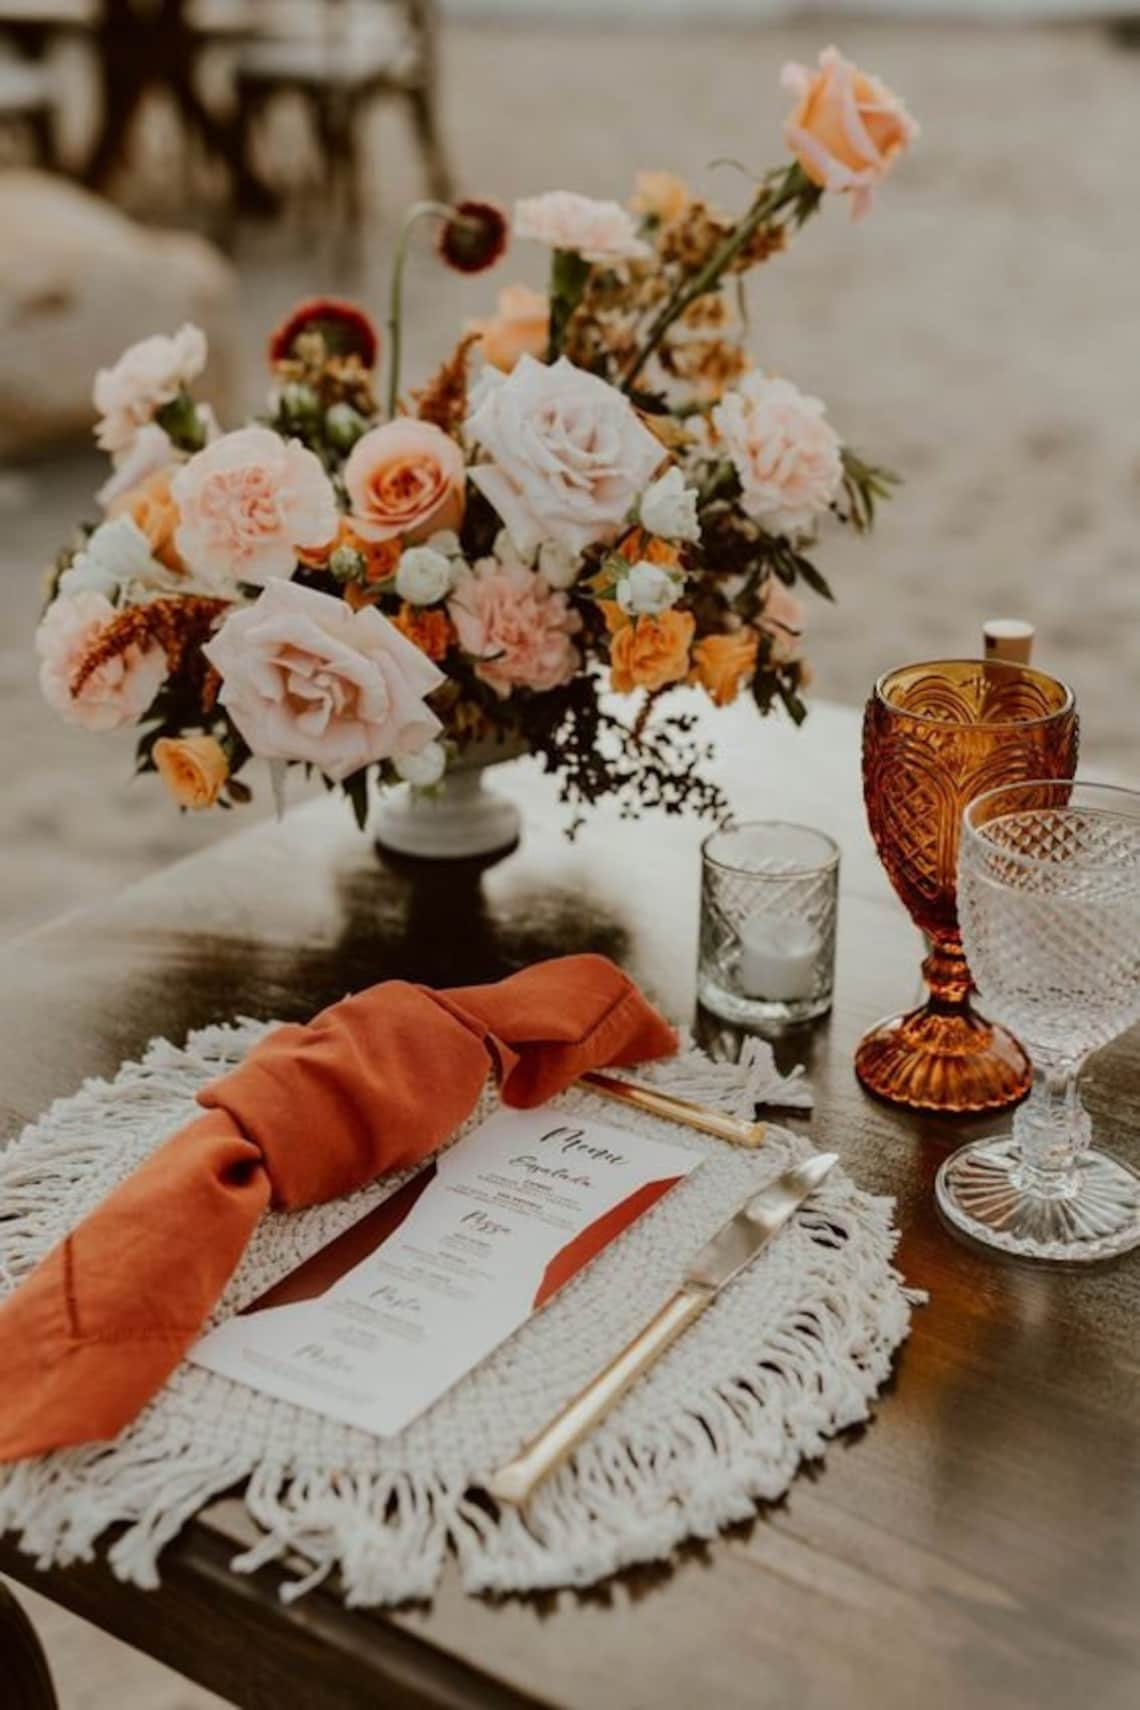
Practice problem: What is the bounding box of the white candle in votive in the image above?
[738,913,820,1002]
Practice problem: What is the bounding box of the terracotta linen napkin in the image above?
[0,955,674,1462]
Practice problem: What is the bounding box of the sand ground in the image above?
[2,16,1139,1705]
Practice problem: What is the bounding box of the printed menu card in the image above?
[189,1107,699,1437]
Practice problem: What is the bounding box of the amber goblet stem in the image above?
[923,935,972,1014]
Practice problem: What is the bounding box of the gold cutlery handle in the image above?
[485,1284,714,1507]
[579,1070,765,1149]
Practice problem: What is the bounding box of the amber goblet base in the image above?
[855,935,1031,1114]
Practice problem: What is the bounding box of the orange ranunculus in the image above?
[111,469,184,573]
[691,630,759,707]
[781,47,916,219]
[615,528,681,570]
[153,734,229,809]
[468,285,550,373]
[392,603,455,664]
[610,610,695,695]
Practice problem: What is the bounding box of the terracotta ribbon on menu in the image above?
[0,955,675,1463]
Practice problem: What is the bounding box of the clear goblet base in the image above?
[936,1136,1140,1262]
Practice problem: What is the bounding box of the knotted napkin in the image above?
[0,954,674,1463]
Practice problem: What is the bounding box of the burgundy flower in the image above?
[437,200,509,275]
[268,298,380,370]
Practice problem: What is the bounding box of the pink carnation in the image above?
[713,373,842,539]
[172,425,338,589]
[448,557,580,698]
[36,591,166,732]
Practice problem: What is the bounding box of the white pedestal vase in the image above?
[373,738,526,861]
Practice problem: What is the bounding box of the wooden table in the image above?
[1,699,1137,1710]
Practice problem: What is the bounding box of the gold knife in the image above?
[486,1151,838,1506]
[577,1069,765,1149]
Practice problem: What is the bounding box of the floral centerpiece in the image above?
[36,48,915,837]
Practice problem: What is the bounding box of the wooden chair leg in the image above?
[405,83,452,203]
[0,1580,60,1710]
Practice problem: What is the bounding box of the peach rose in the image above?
[469,285,550,373]
[111,467,184,573]
[172,426,339,588]
[712,373,842,538]
[448,556,580,698]
[36,592,165,732]
[609,609,695,695]
[782,47,917,219]
[691,630,759,707]
[153,734,229,809]
[343,420,465,546]
[203,579,444,780]
[514,191,651,263]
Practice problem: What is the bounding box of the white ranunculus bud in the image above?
[615,559,682,617]
[395,740,447,788]
[492,527,533,573]
[536,538,581,590]
[395,545,453,606]
[426,529,464,559]
[639,466,701,543]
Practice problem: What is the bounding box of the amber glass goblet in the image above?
[857,660,1078,1113]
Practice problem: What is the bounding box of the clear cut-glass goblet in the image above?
[937,780,1140,1262]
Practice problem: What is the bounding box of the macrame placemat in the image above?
[0,1021,918,1607]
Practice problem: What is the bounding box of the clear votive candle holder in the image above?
[698,821,840,1031]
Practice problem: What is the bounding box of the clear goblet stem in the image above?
[1010,1059,1090,1198]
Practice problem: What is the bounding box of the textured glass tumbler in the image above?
[857,660,1078,1114]
[937,781,1140,1262]
[698,822,839,1032]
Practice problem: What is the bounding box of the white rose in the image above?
[712,373,842,539]
[60,516,159,599]
[514,191,651,263]
[396,545,453,606]
[466,355,663,556]
[93,324,208,457]
[616,559,682,617]
[639,467,701,544]
[537,538,582,590]
[394,739,447,788]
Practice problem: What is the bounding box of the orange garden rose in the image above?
[392,603,455,663]
[782,47,916,219]
[344,420,465,545]
[469,285,550,373]
[691,630,759,707]
[111,469,184,573]
[153,734,229,808]
[609,609,695,694]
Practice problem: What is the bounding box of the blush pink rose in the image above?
[448,557,580,698]
[514,192,650,263]
[36,591,166,732]
[203,579,444,780]
[465,356,664,556]
[782,47,917,220]
[172,425,339,589]
[712,373,843,539]
[343,420,465,545]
